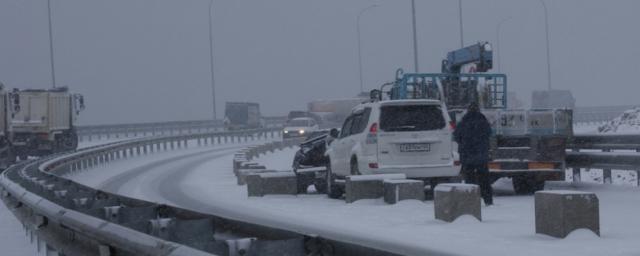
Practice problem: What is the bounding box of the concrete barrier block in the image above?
[237,169,276,185]
[383,179,425,204]
[535,190,599,238]
[234,163,265,177]
[434,183,481,222]
[232,157,249,174]
[246,172,298,197]
[345,174,406,203]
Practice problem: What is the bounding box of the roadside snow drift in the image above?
[598,107,640,134]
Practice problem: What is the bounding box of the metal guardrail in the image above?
[566,135,640,186]
[76,116,288,142]
[0,128,399,256]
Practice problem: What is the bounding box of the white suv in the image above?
[325,99,458,197]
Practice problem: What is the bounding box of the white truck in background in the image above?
[11,87,85,159]
[0,83,19,168]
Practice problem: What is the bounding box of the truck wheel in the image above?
[62,133,79,151]
[326,161,342,199]
[512,177,545,195]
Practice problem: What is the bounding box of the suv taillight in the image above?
[369,123,378,134]
[449,121,456,131]
[366,123,378,144]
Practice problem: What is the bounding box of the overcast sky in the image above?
[1,0,639,125]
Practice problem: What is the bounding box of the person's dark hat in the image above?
[468,102,480,112]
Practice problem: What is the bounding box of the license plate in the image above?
[399,143,430,152]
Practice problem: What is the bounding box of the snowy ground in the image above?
[63,139,640,256]
[0,201,34,255]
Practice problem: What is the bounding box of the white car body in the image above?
[283,117,320,138]
[326,99,458,179]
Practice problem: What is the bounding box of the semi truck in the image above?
[0,84,19,168]
[224,102,261,130]
[307,97,367,128]
[381,42,572,194]
[10,87,85,158]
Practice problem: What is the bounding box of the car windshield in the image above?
[287,119,310,127]
[380,104,446,132]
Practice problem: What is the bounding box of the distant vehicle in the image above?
[287,111,322,125]
[11,87,85,158]
[224,102,261,130]
[531,90,575,109]
[324,99,457,198]
[307,97,367,128]
[282,117,319,139]
[0,84,19,168]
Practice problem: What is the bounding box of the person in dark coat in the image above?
[453,102,493,205]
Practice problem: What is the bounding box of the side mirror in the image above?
[10,93,20,114]
[329,128,339,138]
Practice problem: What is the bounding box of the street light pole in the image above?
[357,4,378,93]
[208,0,217,120]
[458,0,464,48]
[496,17,512,73]
[47,0,56,88]
[539,0,552,90]
[410,0,419,72]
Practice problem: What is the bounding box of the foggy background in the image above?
[1,0,639,125]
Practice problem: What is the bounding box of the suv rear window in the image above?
[380,105,446,131]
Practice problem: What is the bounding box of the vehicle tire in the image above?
[512,176,544,195]
[56,131,78,152]
[326,160,342,199]
[350,157,361,175]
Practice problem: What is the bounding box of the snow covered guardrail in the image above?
[76,120,224,142]
[568,134,640,151]
[0,129,398,256]
[77,116,287,142]
[567,134,640,186]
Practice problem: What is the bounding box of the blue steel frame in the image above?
[390,68,508,109]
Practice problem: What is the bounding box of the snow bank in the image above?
[598,107,640,134]
[0,203,33,255]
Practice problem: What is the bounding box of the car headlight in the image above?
[299,130,305,134]
[283,130,289,134]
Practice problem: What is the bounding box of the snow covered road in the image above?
[65,142,640,256]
